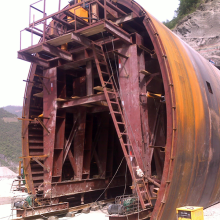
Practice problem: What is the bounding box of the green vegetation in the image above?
[163,0,205,29]
[3,105,22,117]
[0,108,22,171]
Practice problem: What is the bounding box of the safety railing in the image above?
[19,0,112,51]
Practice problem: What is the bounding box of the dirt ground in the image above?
[1,177,220,220]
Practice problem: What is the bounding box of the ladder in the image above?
[92,42,152,209]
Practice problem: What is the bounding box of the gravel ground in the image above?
[204,203,220,220]
[1,177,220,220]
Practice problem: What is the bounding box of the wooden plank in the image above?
[78,23,105,37]
[20,44,43,54]
[46,33,73,47]
[93,86,113,92]
[58,93,114,109]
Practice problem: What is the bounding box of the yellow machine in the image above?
[68,0,88,23]
[176,206,204,220]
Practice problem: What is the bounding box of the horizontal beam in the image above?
[103,0,126,15]
[71,32,92,48]
[25,28,50,40]
[42,43,73,61]
[16,203,69,218]
[52,16,73,29]
[51,176,125,198]
[30,1,89,27]
[58,93,115,109]
[114,13,136,25]
[104,20,131,44]
[18,52,50,68]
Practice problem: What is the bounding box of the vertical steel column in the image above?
[54,70,66,182]
[43,0,46,42]
[86,61,93,96]
[83,115,93,178]
[58,0,61,11]
[43,67,57,198]
[97,112,110,178]
[73,107,86,180]
[119,44,144,170]
[138,47,152,176]
[104,0,107,20]
[91,3,98,22]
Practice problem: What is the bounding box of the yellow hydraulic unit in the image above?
[176,206,204,220]
[68,0,88,23]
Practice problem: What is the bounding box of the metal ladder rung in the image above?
[107,91,117,95]
[120,132,128,136]
[117,122,125,125]
[110,101,118,104]
[96,52,105,57]
[99,61,107,65]
[113,111,122,114]
[101,71,110,75]
[103,81,113,85]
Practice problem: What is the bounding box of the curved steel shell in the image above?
[20,1,220,219]
[142,6,220,220]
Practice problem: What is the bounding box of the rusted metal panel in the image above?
[142,9,220,220]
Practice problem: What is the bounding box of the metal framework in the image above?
[18,0,220,219]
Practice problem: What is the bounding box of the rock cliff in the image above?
[173,0,220,67]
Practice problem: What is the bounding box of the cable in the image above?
[94,157,125,203]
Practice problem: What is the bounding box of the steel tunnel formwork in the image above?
[18,0,220,219]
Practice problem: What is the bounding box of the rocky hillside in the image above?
[173,0,220,67]
[0,108,22,172]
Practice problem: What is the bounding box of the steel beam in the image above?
[16,203,69,218]
[138,44,153,177]
[73,107,86,180]
[114,13,136,25]
[104,20,131,44]
[86,61,93,96]
[42,43,73,61]
[118,44,144,170]
[71,32,92,48]
[43,68,57,198]
[58,93,115,109]
[52,16,73,29]
[51,176,125,197]
[97,112,110,178]
[25,28,50,40]
[18,52,50,68]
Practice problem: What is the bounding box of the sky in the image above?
[0,0,179,108]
